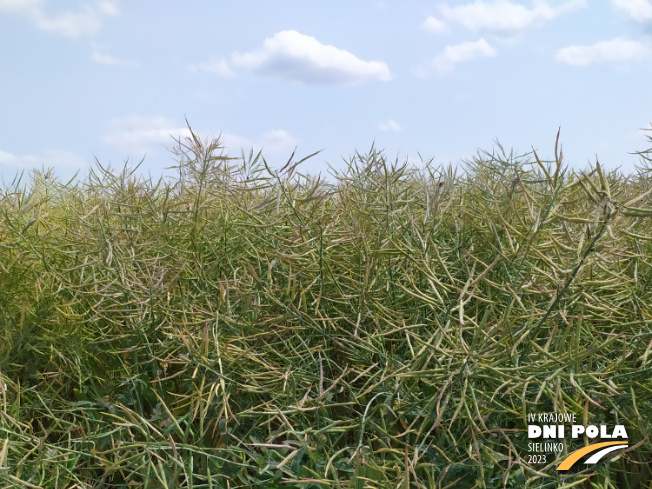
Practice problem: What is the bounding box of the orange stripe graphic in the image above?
[557,441,627,471]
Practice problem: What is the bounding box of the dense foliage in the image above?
[1,128,651,488]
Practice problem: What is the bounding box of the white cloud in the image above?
[260,130,299,154]
[556,37,651,66]
[92,50,120,65]
[421,15,448,34]
[0,0,117,38]
[434,38,497,71]
[189,58,234,77]
[102,116,298,157]
[102,116,193,155]
[0,0,41,14]
[378,120,401,132]
[612,0,652,22]
[97,0,118,16]
[0,148,87,168]
[217,130,299,155]
[230,30,392,85]
[214,133,254,153]
[92,48,135,66]
[438,0,585,37]
[34,9,103,37]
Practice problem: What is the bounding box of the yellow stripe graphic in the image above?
[557,441,627,471]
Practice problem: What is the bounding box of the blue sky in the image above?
[2,0,652,181]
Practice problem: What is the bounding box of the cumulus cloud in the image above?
[556,37,650,66]
[378,120,401,132]
[434,38,497,71]
[612,0,652,22]
[0,0,117,38]
[438,0,585,37]
[226,30,391,85]
[0,148,87,169]
[421,15,448,34]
